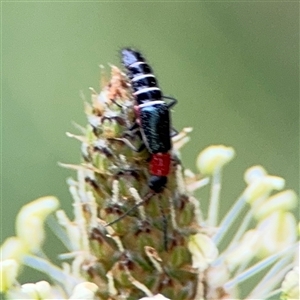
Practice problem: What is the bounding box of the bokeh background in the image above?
[2,0,299,287]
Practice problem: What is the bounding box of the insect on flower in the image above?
[106,49,179,244]
[121,48,178,192]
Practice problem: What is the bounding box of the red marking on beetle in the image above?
[150,153,171,176]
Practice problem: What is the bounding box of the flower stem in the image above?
[213,194,247,246]
[207,168,222,227]
[224,245,295,290]
[23,254,81,293]
[247,258,293,299]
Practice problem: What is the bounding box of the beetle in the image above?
[106,49,178,249]
[120,48,178,193]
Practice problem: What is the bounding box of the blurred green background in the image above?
[2,0,298,258]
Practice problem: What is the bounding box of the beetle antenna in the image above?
[105,191,154,227]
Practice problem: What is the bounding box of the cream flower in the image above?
[197,145,235,175]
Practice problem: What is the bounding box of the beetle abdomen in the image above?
[121,48,162,103]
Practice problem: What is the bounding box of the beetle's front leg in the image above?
[163,95,178,109]
[108,137,146,153]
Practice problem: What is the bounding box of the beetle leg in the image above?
[108,137,145,152]
[128,121,139,131]
[101,115,127,126]
[105,191,155,226]
[163,95,178,109]
[170,127,179,137]
[110,98,123,108]
[101,114,140,138]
